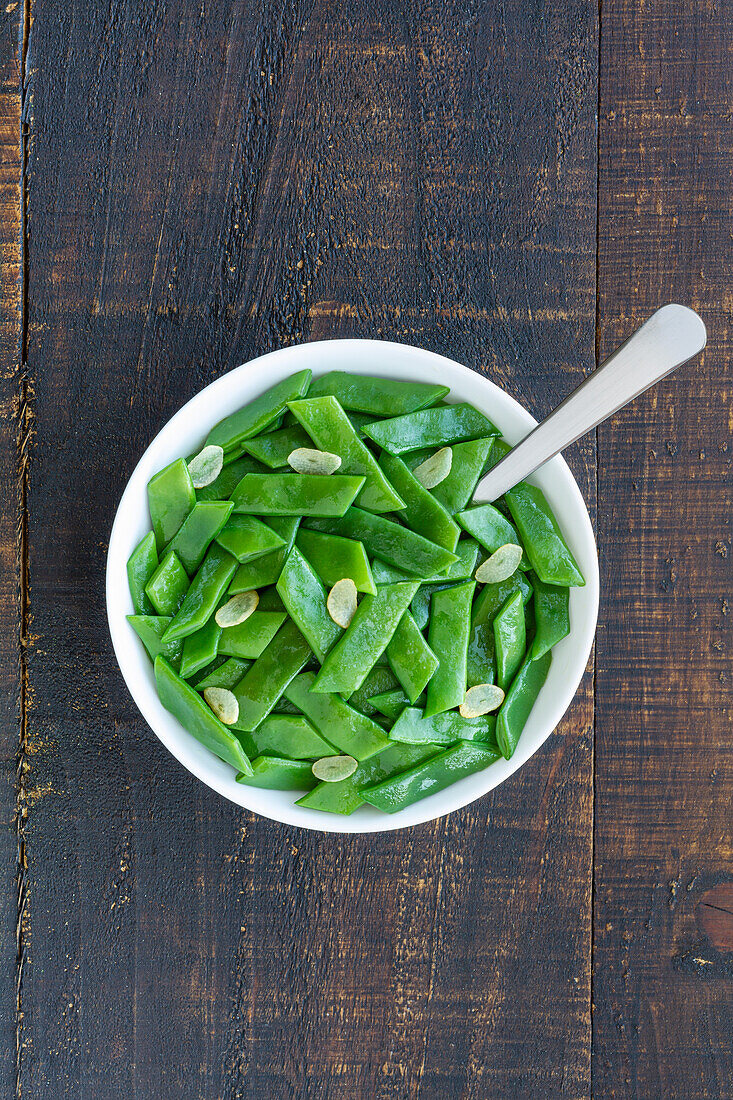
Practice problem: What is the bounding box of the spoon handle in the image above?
[473,304,707,503]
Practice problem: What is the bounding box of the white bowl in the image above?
[107,340,598,833]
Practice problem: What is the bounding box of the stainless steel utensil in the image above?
[474,304,707,502]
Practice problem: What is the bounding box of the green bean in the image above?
[218,611,287,659]
[429,437,495,512]
[231,619,312,731]
[388,705,495,745]
[126,615,182,668]
[295,529,376,595]
[236,756,317,791]
[195,454,265,502]
[504,483,585,586]
[162,545,238,643]
[304,508,458,577]
[145,551,189,616]
[456,503,529,568]
[425,580,475,717]
[346,665,401,717]
[180,617,222,679]
[276,546,341,661]
[167,500,234,575]
[288,395,405,512]
[235,713,333,760]
[363,404,499,454]
[147,458,196,550]
[361,740,501,812]
[296,741,441,815]
[386,612,438,703]
[493,590,526,690]
[368,689,419,720]
[205,369,311,454]
[306,371,449,415]
[228,517,299,593]
[530,575,570,660]
[242,424,311,467]
[154,656,252,774]
[311,581,420,696]
[215,514,286,563]
[284,672,391,760]
[231,473,365,517]
[127,532,158,614]
[379,451,460,551]
[194,657,250,690]
[495,651,552,759]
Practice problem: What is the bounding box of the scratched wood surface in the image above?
[0,0,727,1097]
[594,0,733,1096]
[0,3,22,1096]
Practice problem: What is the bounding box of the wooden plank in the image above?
[595,0,733,1095]
[23,1,597,1096]
[0,1,23,1095]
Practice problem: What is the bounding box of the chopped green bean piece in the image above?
[231,473,365,517]
[218,611,287,659]
[167,500,234,575]
[145,551,189,616]
[386,612,438,703]
[297,740,441,815]
[368,689,422,720]
[147,458,196,550]
[379,451,460,551]
[361,739,500,812]
[311,581,420,696]
[236,755,317,790]
[180,617,222,679]
[493,590,527,690]
[530,575,570,660]
[504,483,585,587]
[388,705,495,744]
[296,529,376,595]
[194,657,250,690]
[304,508,458,577]
[307,372,449,415]
[242,424,311,467]
[231,619,312,731]
[154,656,252,774]
[430,438,495,512]
[195,454,265,502]
[276,546,341,661]
[205,370,312,454]
[288,395,405,512]
[495,651,552,759]
[215,514,286,563]
[284,672,391,761]
[236,713,333,760]
[127,614,183,668]
[456,502,529,569]
[363,404,499,454]
[127,532,158,614]
[425,580,475,717]
[346,665,401,716]
[162,545,238,643]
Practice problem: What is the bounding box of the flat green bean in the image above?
[288,395,405,512]
[311,581,420,696]
[231,473,365,516]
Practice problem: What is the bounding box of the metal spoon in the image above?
[473,304,707,502]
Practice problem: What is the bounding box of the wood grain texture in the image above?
[595,0,733,1095]
[0,2,22,1095]
[21,1,596,1097]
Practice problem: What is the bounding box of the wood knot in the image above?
[696,884,733,953]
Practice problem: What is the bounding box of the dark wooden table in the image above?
[0,1,730,1097]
